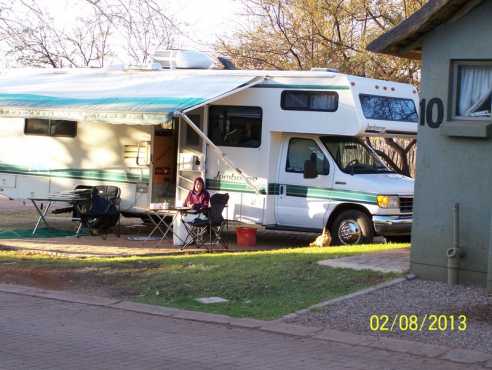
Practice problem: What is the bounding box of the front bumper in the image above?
[372,215,412,236]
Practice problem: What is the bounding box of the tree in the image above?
[216,0,423,176]
[366,137,417,177]
[216,0,424,83]
[0,0,180,67]
[0,0,113,67]
[83,0,181,64]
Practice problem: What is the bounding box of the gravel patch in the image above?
[284,279,492,354]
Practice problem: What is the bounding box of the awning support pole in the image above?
[177,112,260,194]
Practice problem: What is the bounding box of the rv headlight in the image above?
[377,195,399,209]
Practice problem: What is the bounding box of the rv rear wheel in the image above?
[331,210,374,245]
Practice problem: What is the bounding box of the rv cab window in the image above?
[321,136,392,174]
[24,119,77,137]
[286,138,330,175]
[208,106,262,148]
[281,91,338,112]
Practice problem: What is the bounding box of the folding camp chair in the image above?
[50,185,93,237]
[182,193,229,251]
[74,185,121,238]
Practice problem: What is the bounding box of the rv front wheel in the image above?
[331,210,374,245]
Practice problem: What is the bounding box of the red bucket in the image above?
[236,227,257,247]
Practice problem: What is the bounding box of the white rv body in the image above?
[0,66,417,244]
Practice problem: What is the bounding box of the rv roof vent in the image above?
[152,50,214,70]
[311,67,338,73]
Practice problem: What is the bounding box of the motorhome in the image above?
[0,51,417,245]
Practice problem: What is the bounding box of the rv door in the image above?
[276,136,334,229]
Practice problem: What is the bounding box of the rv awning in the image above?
[0,69,263,125]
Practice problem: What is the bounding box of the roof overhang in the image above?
[0,69,265,125]
[367,0,483,59]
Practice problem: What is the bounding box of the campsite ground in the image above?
[0,245,403,320]
[0,197,405,319]
[2,199,492,359]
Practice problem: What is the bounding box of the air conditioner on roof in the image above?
[152,50,214,70]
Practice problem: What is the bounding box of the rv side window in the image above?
[24,119,77,137]
[281,91,338,112]
[185,114,202,149]
[359,94,418,122]
[286,138,329,175]
[208,106,262,148]
[24,119,49,136]
[50,120,77,137]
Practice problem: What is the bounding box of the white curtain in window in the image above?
[458,65,492,116]
[311,94,337,110]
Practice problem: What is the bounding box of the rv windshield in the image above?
[320,136,393,174]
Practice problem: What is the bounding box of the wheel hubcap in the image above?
[338,220,362,244]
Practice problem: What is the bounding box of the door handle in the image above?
[279,184,285,195]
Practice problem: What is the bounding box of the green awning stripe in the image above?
[0,93,205,113]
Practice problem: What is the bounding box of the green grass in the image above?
[0,243,408,320]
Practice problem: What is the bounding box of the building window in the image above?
[286,138,330,175]
[208,106,262,148]
[281,91,338,112]
[24,119,77,137]
[359,94,418,122]
[454,61,492,118]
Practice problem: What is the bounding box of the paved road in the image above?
[0,292,486,370]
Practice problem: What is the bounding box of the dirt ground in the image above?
[0,197,322,297]
[0,265,139,298]
[0,197,317,257]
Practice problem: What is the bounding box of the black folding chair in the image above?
[183,193,229,251]
[94,185,121,237]
[74,185,121,238]
[50,185,93,237]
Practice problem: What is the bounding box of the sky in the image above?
[168,0,241,49]
[51,0,241,50]
[0,0,242,67]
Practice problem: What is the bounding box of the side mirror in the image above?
[322,158,330,175]
[303,159,318,179]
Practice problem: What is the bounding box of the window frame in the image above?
[280,90,339,112]
[450,60,492,121]
[24,118,77,138]
[358,93,418,123]
[208,105,263,148]
[285,137,330,175]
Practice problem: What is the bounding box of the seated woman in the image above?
[183,177,210,211]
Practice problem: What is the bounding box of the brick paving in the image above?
[0,291,488,370]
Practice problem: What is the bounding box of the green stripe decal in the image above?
[252,83,350,90]
[206,179,377,204]
[0,163,149,184]
[285,184,377,203]
[206,179,266,194]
